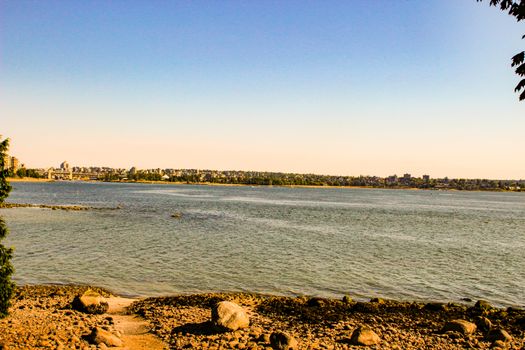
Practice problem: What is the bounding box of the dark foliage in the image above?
[0,136,14,318]
[478,0,525,100]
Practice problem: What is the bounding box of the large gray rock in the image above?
[270,332,298,350]
[442,319,477,335]
[72,289,109,314]
[86,327,123,347]
[211,301,249,331]
[350,326,380,346]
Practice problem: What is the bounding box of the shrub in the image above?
[0,137,14,318]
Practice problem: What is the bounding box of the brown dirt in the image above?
[106,297,167,350]
[0,285,167,350]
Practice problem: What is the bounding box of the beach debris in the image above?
[171,212,182,218]
[349,326,380,346]
[85,327,123,347]
[211,301,249,331]
[442,319,477,335]
[72,289,109,314]
[270,331,298,350]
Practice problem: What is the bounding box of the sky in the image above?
[1,1,524,179]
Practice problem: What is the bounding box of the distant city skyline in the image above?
[2,1,524,179]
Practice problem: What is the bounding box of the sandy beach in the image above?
[0,285,523,349]
[6,178,54,183]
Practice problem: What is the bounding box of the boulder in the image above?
[211,301,249,331]
[270,332,298,350]
[475,300,492,311]
[350,326,380,346]
[72,289,109,314]
[442,319,477,335]
[85,327,123,347]
[424,302,448,312]
[486,329,513,343]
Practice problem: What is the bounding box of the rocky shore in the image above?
[0,203,122,211]
[0,285,524,349]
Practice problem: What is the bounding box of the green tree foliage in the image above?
[0,136,15,318]
[478,0,525,100]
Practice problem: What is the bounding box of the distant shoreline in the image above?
[7,177,53,182]
[8,177,521,193]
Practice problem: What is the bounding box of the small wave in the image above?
[135,189,217,199]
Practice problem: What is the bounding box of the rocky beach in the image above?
[0,285,524,349]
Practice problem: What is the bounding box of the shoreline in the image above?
[7,177,521,193]
[0,202,121,211]
[0,284,523,349]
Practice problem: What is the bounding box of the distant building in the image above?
[423,175,430,182]
[386,175,398,185]
[11,157,20,172]
[400,173,412,186]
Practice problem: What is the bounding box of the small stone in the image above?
[72,290,109,314]
[269,332,298,350]
[307,297,325,307]
[85,327,123,347]
[349,326,380,346]
[258,333,271,344]
[342,295,353,303]
[486,329,513,343]
[424,302,448,311]
[370,298,384,304]
[475,316,492,333]
[442,320,477,335]
[211,301,250,331]
[516,317,525,329]
[475,300,492,311]
[491,340,508,349]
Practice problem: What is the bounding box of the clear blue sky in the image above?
[1,1,524,178]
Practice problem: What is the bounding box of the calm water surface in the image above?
[1,181,524,307]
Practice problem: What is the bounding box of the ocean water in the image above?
[1,181,524,307]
